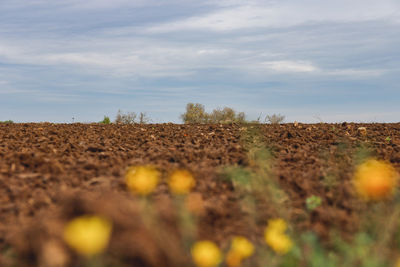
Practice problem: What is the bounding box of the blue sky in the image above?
[1,0,399,123]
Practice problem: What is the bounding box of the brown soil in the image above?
[1,123,399,266]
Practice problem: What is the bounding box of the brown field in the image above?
[1,123,399,266]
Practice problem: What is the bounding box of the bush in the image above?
[115,110,150,124]
[265,114,285,124]
[115,110,137,124]
[208,107,246,124]
[181,103,286,124]
[180,103,209,124]
[181,103,248,124]
[99,116,111,124]
[138,112,151,124]
[0,120,13,124]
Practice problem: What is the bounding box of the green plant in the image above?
[99,116,111,124]
[385,136,391,143]
[319,139,353,190]
[305,195,322,211]
[354,143,375,166]
[0,120,13,124]
[222,125,290,227]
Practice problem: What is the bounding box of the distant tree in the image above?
[114,110,151,124]
[180,103,209,124]
[208,107,246,124]
[115,110,137,124]
[180,103,285,124]
[181,103,248,124]
[265,114,285,124]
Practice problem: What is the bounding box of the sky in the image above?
[0,0,399,123]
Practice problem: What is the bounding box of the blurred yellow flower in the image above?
[265,218,287,233]
[168,169,196,195]
[191,240,222,267]
[230,236,254,259]
[353,159,399,201]
[125,165,160,195]
[225,236,254,267]
[264,230,293,255]
[264,218,293,255]
[63,215,112,257]
[396,257,400,267]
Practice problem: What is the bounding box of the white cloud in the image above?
[261,60,317,73]
[0,0,396,80]
[0,86,34,94]
[0,39,387,79]
[145,0,400,33]
[33,92,83,102]
[0,39,221,77]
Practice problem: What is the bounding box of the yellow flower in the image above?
[264,230,293,255]
[125,165,160,195]
[265,218,287,233]
[63,215,112,257]
[396,257,400,267]
[191,240,222,267]
[230,236,254,259]
[353,159,398,201]
[168,169,196,195]
[225,236,254,267]
[264,219,293,255]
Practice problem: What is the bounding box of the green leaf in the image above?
[306,195,322,211]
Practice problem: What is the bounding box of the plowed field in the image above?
[1,123,400,266]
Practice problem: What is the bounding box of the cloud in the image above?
[0,40,197,77]
[0,37,388,80]
[145,0,400,33]
[261,61,317,73]
[0,86,34,95]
